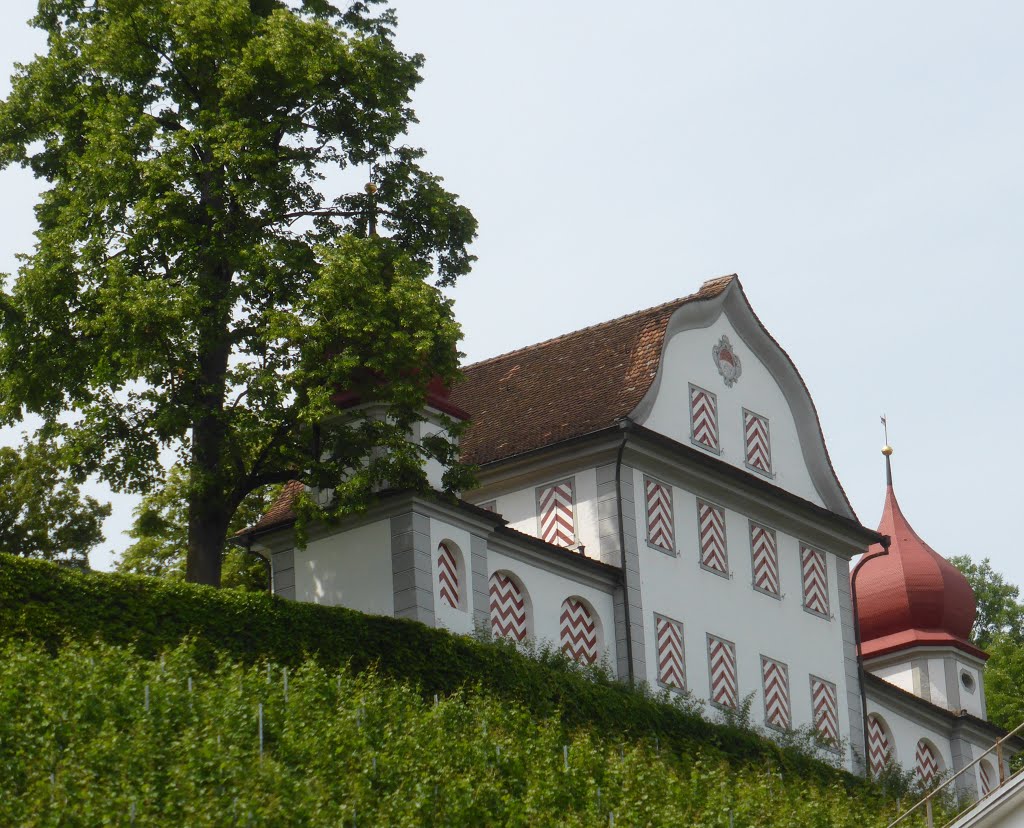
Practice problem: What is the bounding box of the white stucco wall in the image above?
[487,468,602,560]
[487,548,617,669]
[636,314,824,507]
[632,468,851,754]
[958,661,985,719]
[873,664,916,695]
[429,516,476,636]
[296,519,394,616]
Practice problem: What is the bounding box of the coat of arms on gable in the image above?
[713,335,742,387]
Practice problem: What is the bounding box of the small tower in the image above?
[852,446,988,717]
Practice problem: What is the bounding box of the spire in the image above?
[880,414,893,487]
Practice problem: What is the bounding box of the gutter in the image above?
[615,419,635,687]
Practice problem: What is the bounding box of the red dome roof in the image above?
[853,459,985,661]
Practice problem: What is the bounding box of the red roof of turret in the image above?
[853,457,985,661]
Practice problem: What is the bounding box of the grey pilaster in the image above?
[271,548,296,600]
[948,730,976,802]
[597,461,646,684]
[943,657,962,712]
[470,532,490,631]
[912,658,932,704]
[390,510,435,626]
[835,558,865,774]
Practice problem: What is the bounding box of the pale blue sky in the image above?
[2,2,1022,587]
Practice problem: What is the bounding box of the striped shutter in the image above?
[916,741,940,786]
[655,615,685,690]
[743,410,772,474]
[560,597,598,665]
[810,677,839,747]
[537,479,575,547]
[979,759,994,797]
[867,715,892,776]
[697,500,728,575]
[707,635,738,709]
[800,545,829,616]
[761,656,790,730]
[689,384,719,451]
[750,522,779,596]
[645,477,674,552]
[489,572,527,642]
[437,542,459,610]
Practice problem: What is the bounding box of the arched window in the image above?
[436,540,466,611]
[916,739,943,787]
[489,571,529,641]
[867,714,895,777]
[560,596,600,665]
[979,758,995,797]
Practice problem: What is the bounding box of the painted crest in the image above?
[713,335,742,387]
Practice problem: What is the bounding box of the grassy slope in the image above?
[0,556,935,825]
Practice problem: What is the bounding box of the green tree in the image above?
[0,0,476,585]
[118,464,276,590]
[948,555,1024,649]
[0,437,111,569]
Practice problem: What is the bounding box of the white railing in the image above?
[887,719,1024,828]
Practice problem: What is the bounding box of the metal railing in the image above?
[887,719,1024,827]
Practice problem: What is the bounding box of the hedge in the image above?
[0,554,870,792]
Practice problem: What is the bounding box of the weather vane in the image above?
[880,414,891,453]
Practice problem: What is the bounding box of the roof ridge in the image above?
[461,275,736,372]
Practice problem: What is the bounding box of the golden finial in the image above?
[882,445,893,456]
[364,182,378,195]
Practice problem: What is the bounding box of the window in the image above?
[749,521,779,597]
[560,596,599,665]
[761,656,790,731]
[689,384,720,452]
[655,614,686,691]
[810,676,839,749]
[489,571,529,641]
[536,479,575,547]
[800,545,829,617]
[644,476,675,553]
[436,540,465,611]
[743,409,772,476]
[697,500,728,576]
[707,634,738,709]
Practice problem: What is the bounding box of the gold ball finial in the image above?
[882,445,894,456]
[364,182,378,195]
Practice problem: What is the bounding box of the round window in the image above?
[960,670,976,693]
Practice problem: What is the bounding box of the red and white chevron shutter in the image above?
[810,677,839,747]
[800,545,829,616]
[979,759,994,797]
[437,542,459,610]
[743,410,772,474]
[916,740,940,786]
[761,656,790,730]
[537,479,575,547]
[707,635,738,709]
[489,572,527,642]
[645,477,675,552]
[560,597,598,665]
[749,522,779,596]
[655,615,685,690]
[867,715,892,776]
[689,384,719,451]
[698,500,728,574]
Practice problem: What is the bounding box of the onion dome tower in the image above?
[852,446,988,717]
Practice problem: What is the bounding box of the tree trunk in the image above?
[185,489,230,586]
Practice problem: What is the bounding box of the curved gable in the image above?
[630,279,855,519]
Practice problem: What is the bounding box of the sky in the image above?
[1,2,1022,587]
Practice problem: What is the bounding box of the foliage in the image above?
[118,464,276,590]
[948,555,1024,649]
[0,0,477,585]
[0,639,930,827]
[0,554,867,790]
[982,633,1024,733]
[0,436,110,569]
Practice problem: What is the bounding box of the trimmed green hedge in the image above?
[0,555,867,791]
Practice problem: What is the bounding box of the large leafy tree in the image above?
[0,437,111,569]
[0,0,476,585]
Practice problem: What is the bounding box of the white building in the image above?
[244,275,1017,792]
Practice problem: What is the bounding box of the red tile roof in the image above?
[448,276,735,466]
